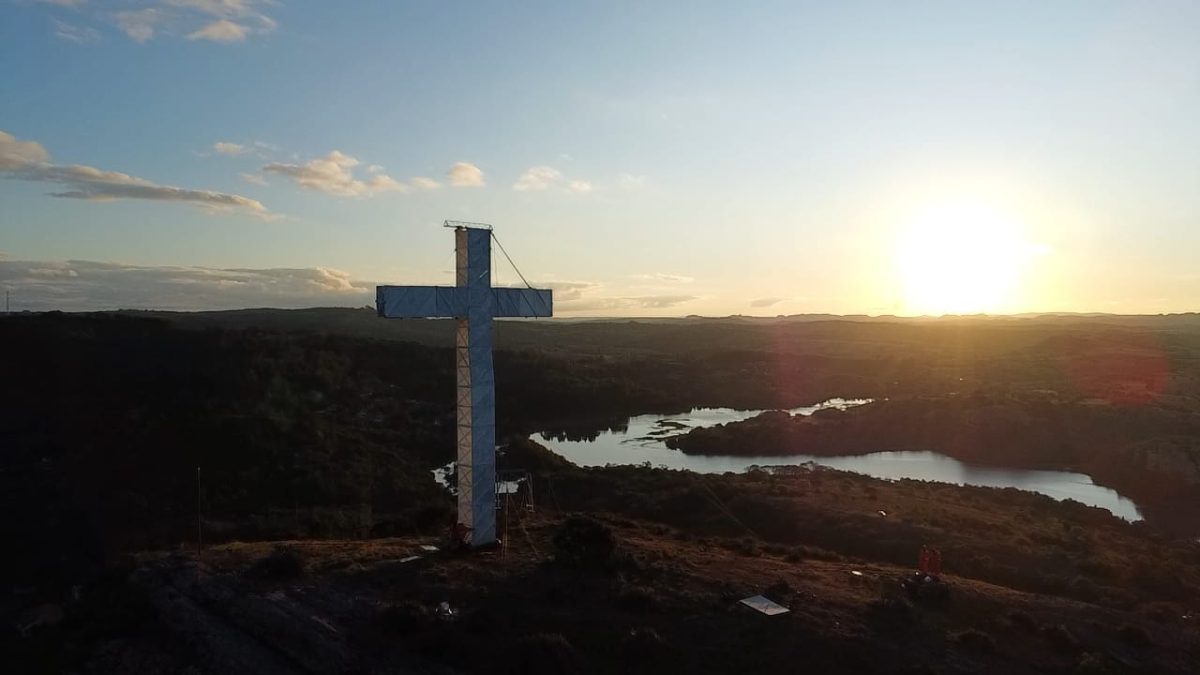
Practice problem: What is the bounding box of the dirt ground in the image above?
[102,513,1199,674]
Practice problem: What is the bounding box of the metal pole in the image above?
[196,466,203,556]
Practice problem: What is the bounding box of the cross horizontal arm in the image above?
[492,287,553,317]
[376,285,553,318]
[376,286,466,318]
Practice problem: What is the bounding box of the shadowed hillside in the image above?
[3,311,1200,673]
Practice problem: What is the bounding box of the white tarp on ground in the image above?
[739,595,790,616]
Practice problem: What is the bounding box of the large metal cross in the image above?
[376,223,552,547]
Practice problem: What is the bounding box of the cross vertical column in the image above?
[455,227,496,546]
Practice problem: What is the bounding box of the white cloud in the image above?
[264,151,389,197]
[749,297,784,308]
[167,0,252,15]
[262,150,436,197]
[513,165,561,191]
[53,19,100,43]
[116,8,160,42]
[0,259,373,311]
[239,172,266,186]
[447,161,485,187]
[1,129,271,218]
[0,131,51,168]
[513,165,595,194]
[187,18,248,42]
[103,1,276,43]
[212,141,245,155]
[632,273,694,284]
[0,260,701,314]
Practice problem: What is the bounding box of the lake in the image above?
[534,399,1144,522]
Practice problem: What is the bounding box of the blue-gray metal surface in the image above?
[375,227,552,547]
[376,286,553,319]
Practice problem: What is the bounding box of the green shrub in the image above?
[553,516,616,568]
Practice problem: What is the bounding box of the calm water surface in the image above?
[535,399,1144,522]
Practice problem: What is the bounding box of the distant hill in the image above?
[91,307,1200,357]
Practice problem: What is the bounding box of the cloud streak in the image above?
[1,130,270,217]
[512,165,594,194]
[52,19,100,43]
[187,18,248,42]
[632,272,694,284]
[0,260,701,314]
[749,297,784,308]
[89,1,278,43]
[261,151,439,197]
[0,259,372,312]
[212,141,246,155]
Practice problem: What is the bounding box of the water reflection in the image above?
[534,399,1144,522]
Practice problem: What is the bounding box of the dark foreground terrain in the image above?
[3,310,1200,673]
[79,513,1200,674]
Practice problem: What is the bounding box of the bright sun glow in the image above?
[895,202,1043,315]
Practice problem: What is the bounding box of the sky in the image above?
[1,1,1198,316]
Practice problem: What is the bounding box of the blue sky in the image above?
[2,1,1198,315]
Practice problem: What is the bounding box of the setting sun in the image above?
[894,202,1044,315]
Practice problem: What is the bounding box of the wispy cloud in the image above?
[89,1,278,43]
[116,8,161,42]
[1,129,271,218]
[513,165,594,194]
[447,161,485,187]
[52,19,100,43]
[0,259,372,311]
[1,260,699,314]
[262,150,437,197]
[187,18,247,42]
[749,297,784,308]
[513,165,561,191]
[632,272,693,284]
[212,141,246,155]
[239,172,267,186]
[512,164,601,194]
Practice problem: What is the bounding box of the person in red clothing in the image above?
[918,545,942,576]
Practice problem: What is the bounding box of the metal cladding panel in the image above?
[492,288,553,317]
[464,228,497,546]
[376,286,466,318]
